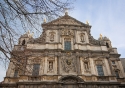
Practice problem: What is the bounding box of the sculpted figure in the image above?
[48,61,53,72]
[84,62,89,70]
[80,33,85,42]
[49,31,55,42]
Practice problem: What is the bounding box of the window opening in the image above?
[22,39,25,45]
[64,41,71,50]
[115,71,119,78]
[106,42,109,48]
[32,64,40,76]
[97,65,104,76]
[14,70,18,77]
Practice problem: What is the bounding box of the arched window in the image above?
[22,39,25,45]
[106,42,109,48]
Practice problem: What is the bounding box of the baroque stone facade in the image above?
[0,13,125,88]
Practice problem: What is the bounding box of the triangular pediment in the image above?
[42,14,90,27]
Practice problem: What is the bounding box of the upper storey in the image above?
[14,13,118,54]
[42,13,91,27]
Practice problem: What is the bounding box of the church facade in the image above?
[0,13,125,88]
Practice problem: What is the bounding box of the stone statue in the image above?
[48,61,53,72]
[80,33,85,42]
[84,62,89,70]
[49,31,55,42]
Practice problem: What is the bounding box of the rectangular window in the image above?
[14,70,18,77]
[97,65,104,76]
[115,71,119,78]
[32,64,40,76]
[64,41,71,50]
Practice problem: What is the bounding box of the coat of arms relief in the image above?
[61,54,76,73]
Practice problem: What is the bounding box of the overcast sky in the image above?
[0,0,125,82]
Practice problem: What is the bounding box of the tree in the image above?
[0,0,73,68]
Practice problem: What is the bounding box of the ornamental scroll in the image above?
[61,29,74,36]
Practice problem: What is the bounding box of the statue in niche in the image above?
[49,31,55,42]
[83,57,90,72]
[48,61,53,72]
[80,33,85,42]
[84,62,89,71]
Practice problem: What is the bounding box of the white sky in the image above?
[0,0,125,82]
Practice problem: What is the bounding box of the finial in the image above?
[86,20,89,25]
[44,18,46,23]
[65,8,68,15]
[100,34,103,39]
[27,30,30,34]
[30,32,34,38]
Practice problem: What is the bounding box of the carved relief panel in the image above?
[60,53,77,74]
[80,57,91,74]
[61,28,74,36]
[49,31,55,42]
[80,32,85,43]
[82,57,90,73]
[46,30,57,43]
[76,31,89,44]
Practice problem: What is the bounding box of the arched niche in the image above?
[58,75,84,83]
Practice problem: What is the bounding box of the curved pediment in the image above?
[59,75,84,83]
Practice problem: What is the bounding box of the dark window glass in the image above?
[112,61,115,64]
[14,70,18,77]
[106,42,109,48]
[32,64,40,76]
[22,39,25,45]
[115,71,119,78]
[64,41,71,50]
[97,65,104,76]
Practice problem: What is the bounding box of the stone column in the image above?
[117,60,125,77]
[76,55,81,75]
[44,56,48,74]
[104,58,111,76]
[90,58,96,75]
[106,57,115,76]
